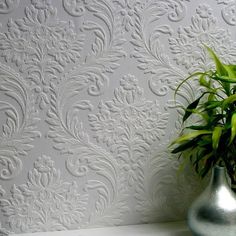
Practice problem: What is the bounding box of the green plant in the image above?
[171,46,236,190]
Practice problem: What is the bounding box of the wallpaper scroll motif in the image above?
[217,0,236,25]
[0,63,40,180]
[0,0,20,14]
[131,0,187,97]
[63,0,85,17]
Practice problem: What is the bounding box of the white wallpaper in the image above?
[0,0,235,234]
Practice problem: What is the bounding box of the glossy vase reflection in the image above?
[188,166,236,236]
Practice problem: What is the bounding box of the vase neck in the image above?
[210,166,229,188]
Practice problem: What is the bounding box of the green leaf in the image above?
[195,152,213,176]
[186,125,209,130]
[230,113,236,144]
[213,75,236,84]
[224,64,236,78]
[194,149,213,167]
[199,156,215,177]
[183,93,206,122]
[222,94,236,109]
[171,130,212,145]
[212,126,223,150]
[198,136,212,147]
[199,73,210,88]
[205,46,231,95]
[171,139,196,154]
[188,109,210,121]
[205,46,228,76]
[204,101,222,110]
[208,114,225,125]
[170,46,236,180]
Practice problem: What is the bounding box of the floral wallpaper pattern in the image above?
[0,0,235,234]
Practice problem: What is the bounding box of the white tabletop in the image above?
[11,221,192,236]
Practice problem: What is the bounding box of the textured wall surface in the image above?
[0,0,236,234]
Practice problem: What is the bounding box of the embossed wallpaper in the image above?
[0,0,235,234]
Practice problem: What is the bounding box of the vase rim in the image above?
[214,165,225,170]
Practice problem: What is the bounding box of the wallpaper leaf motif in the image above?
[47,78,131,226]
[0,155,89,233]
[131,0,186,97]
[82,0,126,72]
[0,63,40,180]
[59,0,126,100]
[139,0,190,23]
[86,170,129,226]
[0,0,20,14]
[135,146,179,223]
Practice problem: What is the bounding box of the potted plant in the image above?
[171,46,236,190]
[171,47,236,235]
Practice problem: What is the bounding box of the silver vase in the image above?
[188,166,236,236]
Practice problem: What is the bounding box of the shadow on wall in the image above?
[157,230,192,236]
[173,230,192,236]
[168,229,193,236]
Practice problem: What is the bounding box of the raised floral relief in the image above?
[0,0,125,110]
[46,74,168,227]
[0,155,89,233]
[0,185,12,235]
[31,0,51,9]
[169,4,236,72]
[0,63,40,180]
[0,0,85,109]
[131,0,187,97]
[0,0,236,234]
[63,0,85,17]
[0,0,19,14]
[0,222,11,236]
[89,74,169,185]
[114,0,189,33]
[64,0,126,95]
[217,0,236,25]
[46,77,130,226]
[142,0,189,22]
[113,0,142,32]
[44,0,130,227]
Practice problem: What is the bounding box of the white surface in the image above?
[11,222,192,236]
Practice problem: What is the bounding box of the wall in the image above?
[0,0,235,234]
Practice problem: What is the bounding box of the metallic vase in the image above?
[188,166,236,236]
